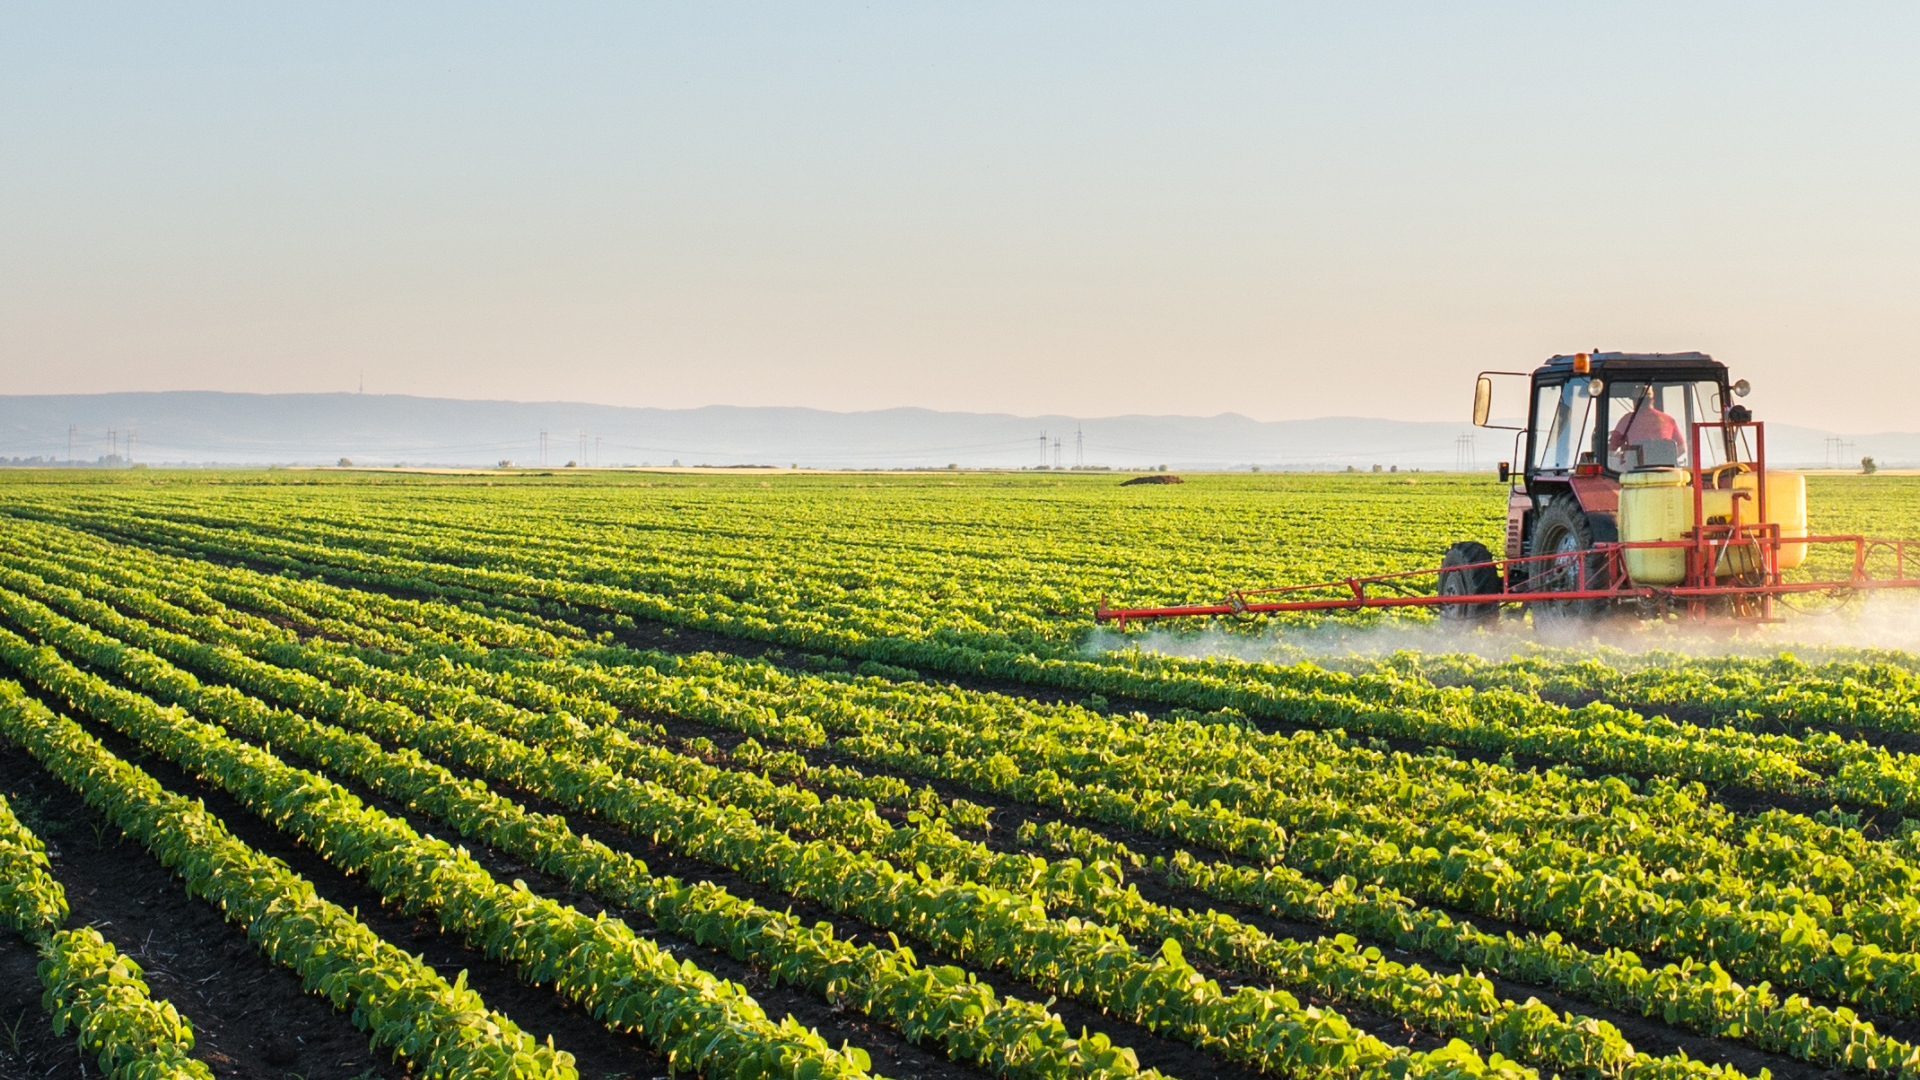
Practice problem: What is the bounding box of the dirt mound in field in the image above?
[1120,474,1184,485]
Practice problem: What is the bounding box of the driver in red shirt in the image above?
[1609,386,1683,464]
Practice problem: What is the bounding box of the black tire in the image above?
[1438,541,1502,627]
[1526,497,1607,635]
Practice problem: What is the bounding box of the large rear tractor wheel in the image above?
[1438,541,1502,628]
[1527,497,1608,636]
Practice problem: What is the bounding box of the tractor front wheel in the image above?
[1528,497,1607,636]
[1438,541,1502,627]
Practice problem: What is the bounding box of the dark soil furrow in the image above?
[202,710,984,1080]
[36,520,1868,829]
[392,726,1311,1080]
[13,528,1891,1078]
[0,725,401,1080]
[581,607,1883,828]
[629,709,1875,1080]
[6,680,679,1080]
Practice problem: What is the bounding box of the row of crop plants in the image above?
[1361,649,1920,736]
[18,518,1920,953]
[1,472,1489,650]
[0,633,907,1079]
[24,500,1920,820]
[1,779,218,1080]
[0,546,1580,1080]
[0,581,1172,1080]
[18,476,1920,698]
[11,526,1920,1076]
[0,479,1448,657]
[11,466,1920,1068]
[0,677,579,1079]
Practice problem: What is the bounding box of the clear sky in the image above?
[3,4,1915,429]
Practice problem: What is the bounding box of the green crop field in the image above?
[7,467,1920,1080]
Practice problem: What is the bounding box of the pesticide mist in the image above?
[1080,592,1920,670]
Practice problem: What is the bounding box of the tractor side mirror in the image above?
[1473,376,1493,427]
[1497,461,1511,482]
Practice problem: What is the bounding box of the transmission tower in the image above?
[1038,432,1048,469]
[539,429,549,467]
[595,435,602,469]
[68,425,75,467]
[1454,433,1476,471]
[1075,425,1084,469]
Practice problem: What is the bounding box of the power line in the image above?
[1455,433,1476,471]
[1824,436,1858,469]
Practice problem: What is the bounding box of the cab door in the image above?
[1525,377,1600,481]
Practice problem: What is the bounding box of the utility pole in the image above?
[1824,436,1860,470]
[1075,425,1084,469]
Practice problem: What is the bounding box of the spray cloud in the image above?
[1082,593,1920,669]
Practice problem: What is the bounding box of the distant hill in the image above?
[0,391,1896,470]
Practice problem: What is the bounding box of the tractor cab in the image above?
[1475,352,1746,569]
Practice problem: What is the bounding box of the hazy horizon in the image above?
[5,5,1916,430]
[0,389,1899,471]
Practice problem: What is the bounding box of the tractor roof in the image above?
[1536,351,1725,379]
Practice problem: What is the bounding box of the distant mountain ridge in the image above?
[0,391,1896,470]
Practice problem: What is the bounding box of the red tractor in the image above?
[1097,351,1920,632]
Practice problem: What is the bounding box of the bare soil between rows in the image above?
[175,563,1894,1078]
[18,526,1899,1079]
[0,726,401,1080]
[296,706,1288,1080]
[632,708,1858,1080]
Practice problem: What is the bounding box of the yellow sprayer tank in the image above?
[1619,469,1691,585]
[1618,467,1807,586]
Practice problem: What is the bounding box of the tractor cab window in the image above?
[1604,380,1727,472]
[1531,377,1598,473]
